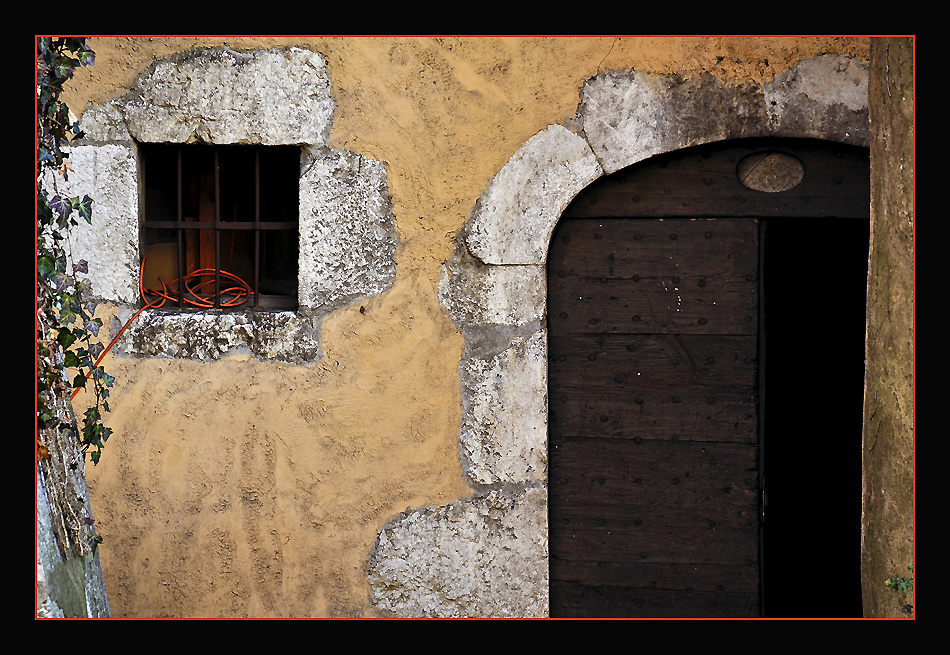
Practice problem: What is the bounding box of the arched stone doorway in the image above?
[371,54,872,618]
[547,137,869,617]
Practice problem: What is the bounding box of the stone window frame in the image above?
[369,54,871,618]
[63,46,398,364]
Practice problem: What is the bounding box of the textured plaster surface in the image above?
[58,37,881,618]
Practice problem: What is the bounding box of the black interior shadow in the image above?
[760,216,869,618]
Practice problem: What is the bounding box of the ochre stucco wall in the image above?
[64,36,871,618]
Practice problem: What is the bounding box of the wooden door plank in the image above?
[550,579,760,618]
[548,218,759,279]
[549,437,759,564]
[548,218,758,336]
[548,275,757,335]
[549,333,757,443]
[551,558,759,595]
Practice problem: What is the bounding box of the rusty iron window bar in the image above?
[140,143,299,311]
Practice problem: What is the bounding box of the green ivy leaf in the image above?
[56,327,77,349]
[59,305,76,327]
[63,350,82,368]
[38,255,56,278]
[37,145,54,164]
[73,195,93,224]
[36,36,52,58]
[37,190,53,219]
[49,194,71,219]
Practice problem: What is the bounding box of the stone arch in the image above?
[368,54,870,618]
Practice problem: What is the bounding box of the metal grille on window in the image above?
[140,143,299,311]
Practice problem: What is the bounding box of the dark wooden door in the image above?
[548,217,762,617]
[547,138,870,618]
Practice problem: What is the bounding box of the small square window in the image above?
[139,143,299,311]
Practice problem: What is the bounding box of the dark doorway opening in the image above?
[759,216,868,618]
[547,138,869,618]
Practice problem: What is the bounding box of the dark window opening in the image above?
[140,143,300,311]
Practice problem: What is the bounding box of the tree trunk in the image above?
[862,36,915,618]
[35,328,110,618]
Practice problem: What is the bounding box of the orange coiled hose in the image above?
[69,258,254,400]
[141,266,252,309]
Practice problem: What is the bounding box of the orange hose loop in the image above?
[142,266,253,309]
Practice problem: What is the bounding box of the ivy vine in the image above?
[36,37,113,465]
